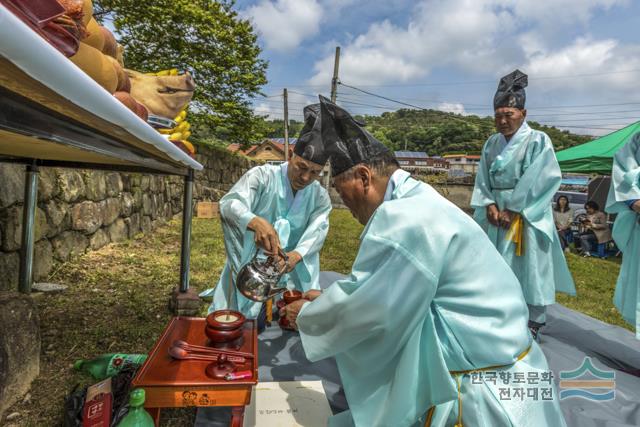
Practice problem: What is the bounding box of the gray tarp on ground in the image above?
[196,272,640,426]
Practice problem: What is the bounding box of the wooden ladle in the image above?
[173,340,253,359]
[168,346,246,364]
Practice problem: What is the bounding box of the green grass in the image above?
[559,252,628,329]
[3,210,630,426]
[319,209,364,274]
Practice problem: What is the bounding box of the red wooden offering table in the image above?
[132,317,258,427]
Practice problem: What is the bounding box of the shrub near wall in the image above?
[0,146,258,291]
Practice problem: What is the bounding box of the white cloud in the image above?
[508,0,628,27]
[241,0,323,52]
[307,0,635,89]
[438,102,466,115]
[525,37,640,93]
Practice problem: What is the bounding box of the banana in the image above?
[182,141,195,154]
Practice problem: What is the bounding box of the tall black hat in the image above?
[293,103,330,166]
[318,96,390,176]
[493,69,528,110]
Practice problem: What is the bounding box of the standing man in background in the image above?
[471,70,576,339]
[200,104,332,329]
[606,132,640,338]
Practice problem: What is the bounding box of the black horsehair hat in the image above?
[494,69,528,110]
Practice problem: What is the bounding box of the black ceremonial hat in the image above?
[494,69,528,110]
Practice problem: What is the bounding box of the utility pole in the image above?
[283,88,289,162]
[325,46,341,190]
[330,46,341,103]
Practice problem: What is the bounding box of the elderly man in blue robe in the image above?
[606,132,640,338]
[471,70,576,339]
[284,97,566,427]
[200,104,332,328]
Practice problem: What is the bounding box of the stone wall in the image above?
[0,146,257,291]
[432,183,474,213]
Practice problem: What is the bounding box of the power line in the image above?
[289,90,323,98]
[527,109,640,117]
[337,90,490,108]
[255,99,310,106]
[530,116,640,122]
[338,82,431,110]
[337,84,640,111]
[547,125,621,131]
[341,90,640,125]
[335,97,399,110]
[335,69,640,88]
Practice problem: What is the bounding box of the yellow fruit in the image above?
[69,43,118,93]
[170,132,183,141]
[182,141,195,154]
[83,18,105,51]
[158,128,173,135]
[182,130,191,140]
[174,115,184,124]
[179,110,188,119]
[176,121,190,132]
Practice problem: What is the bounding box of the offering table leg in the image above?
[147,407,160,426]
[230,406,245,427]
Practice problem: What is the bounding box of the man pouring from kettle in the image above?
[200,104,332,331]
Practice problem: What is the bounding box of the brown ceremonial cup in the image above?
[279,290,304,331]
[283,290,303,305]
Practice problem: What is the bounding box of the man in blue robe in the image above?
[471,70,576,339]
[200,104,332,323]
[284,97,566,427]
[606,132,640,338]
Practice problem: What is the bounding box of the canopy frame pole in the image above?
[18,160,39,293]
[179,168,194,292]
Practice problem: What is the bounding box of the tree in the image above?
[94,0,267,144]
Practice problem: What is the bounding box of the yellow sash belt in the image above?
[505,213,525,256]
[424,345,532,427]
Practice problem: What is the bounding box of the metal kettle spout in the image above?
[267,286,287,299]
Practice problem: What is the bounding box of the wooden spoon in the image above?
[168,346,246,364]
[173,340,253,358]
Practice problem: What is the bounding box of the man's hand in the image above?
[487,204,500,227]
[632,200,640,213]
[285,251,302,273]
[273,251,302,273]
[247,216,281,254]
[499,210,515,229]
[280,299,307,330]
[303,289,322,301]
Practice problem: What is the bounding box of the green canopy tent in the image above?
[556,121,640,175]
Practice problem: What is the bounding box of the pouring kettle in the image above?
[235,249,289,302]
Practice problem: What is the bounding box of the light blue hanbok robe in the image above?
[471,122,576,307]
[297,171,566,427]
[200,163,331,318]
[606,132,640,339]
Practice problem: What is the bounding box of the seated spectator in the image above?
[579,201,612,258]
[553,195,573,252]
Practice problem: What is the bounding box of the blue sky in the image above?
[235,0,640,136]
